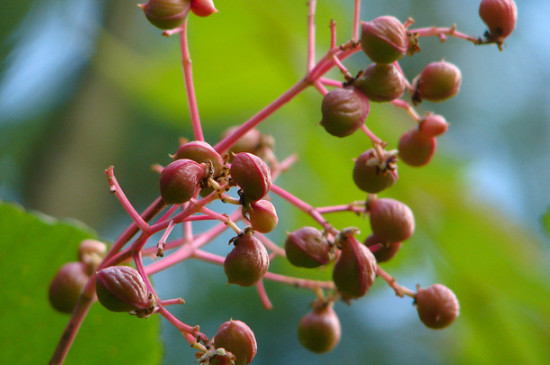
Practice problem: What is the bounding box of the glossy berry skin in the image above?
[364,234,402,263]
[320,87,370,137]
[95,266,155,316]
[297,304,341,353]
[190,0,217,17]
[173,140,224,177]
[140,0,191,30]
[246,199,278,233]
[285,227,330,268]
[353,63,405,102]
[221,127,262,155]
[230,152,272,202]
[332,231,377,301]
[398,128,436,167]
[413,61,462,104]
[353,148,398,194]
[360,16,409,64]
[159,159,207,205]
[479,0,517,43]
[213,320,257,365]
[49,262,90,313]
[368,198,415,243]
[224,233,269,287]
[419,114,448,137]
[415,284,460,329]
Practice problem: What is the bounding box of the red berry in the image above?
[139,0,191,30]
[159,159,207,205]
[224,233,269,287]
[419,113,448,137]
[320,87,370,137]
[368,198,414,243]
[297,302,341,353]
[398,128,436,167]
[360,16,409,64]
[245,199,278,233]
[285,227,331,268]
[190,0,217,17]
[95,266,155,317]
[173,140,224,177]
[49,262,90,313]
[353,148,398,193]
[213,320,257,365]
[415,284,459,329]
[364,234,402,263]
[413,61,462,104]
[353,63,405,102]
[479,0,517,43]
[230,152,272,202]
[332,229,377,301]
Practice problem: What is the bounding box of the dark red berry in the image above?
[364,233,402,263]
[398,128,436,167]
[173,140,224,177]
[285,227,331,268]
[320,87,370,137]
[221,127,262,155]
[213,320,257,365]
[368,198,415,243]
[230,152,272,202]
[297,302,341,353]
[415,284,459,329]
[159,159,207,205]
[224,233,269,287]
[353,148,398,193]
[49,262,90,313]
[139,0,191,30]
[360,16,409,64]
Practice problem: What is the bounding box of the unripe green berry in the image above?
[285,227,331,268]
[224,233,269,287]
[297,302,341,354]
[413,61,462,104]
[415,284,460,329]
[332,229,377,301]
[353,148,398,194]
[353,63,405,102]
[230,152,272,202]
[398,128,436,167]
[479,0,517,43]
[139,0,191,30]
[368,198,415,243]
[320,87,370,137]
[49,262,90,313]
[159,159,207,205]
[173,140,224,177]
[213,320,257,365]
[360,16,409,64]
[95,266,155,317]
[245,199,278,233]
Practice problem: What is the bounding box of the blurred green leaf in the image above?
[542,207,550,237]
[0,202,161,364]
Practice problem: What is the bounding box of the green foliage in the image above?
[0,202,161,365]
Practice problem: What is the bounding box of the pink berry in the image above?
[353,148,398,193]
[173,140,224,177]
[285,227,331,268]
[213,320,257,365]
[368,198,415,243]
[415,284,460,329]
[139,0,191,30]
[190,0,217,17]
[419,113,448,137]
[49,262,90,313]
[320,87,370,137]
[245,199,278,233]
[413,60,462,104]
[353,63,406,102]
[364,234,402,263]
[297,302,341,353]
[398,128,437,167]
[159,159,207,205]
[224,233,269,287]
[78,239,107,268]
[230,152,272,202]
[479,0,517,43]
[360,16,409,64]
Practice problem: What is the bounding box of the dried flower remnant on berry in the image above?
[479,0,517,45]
[353,148,398,193]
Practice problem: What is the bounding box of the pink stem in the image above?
[313,81,328,95]
[409,25,480,44]
[360,124,383,145]
[352,0,361,41]
[316,203,365,215]
[307,0,317,71]
[390,99,421,122]
[256,233,286,257]
[320,77,343,88]
[180,19,204,141]
[376,266,416,298]
[263,271,335,290]
[256,280,273,310]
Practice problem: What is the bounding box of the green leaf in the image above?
[542,207,550,237]
[0,202,161,364]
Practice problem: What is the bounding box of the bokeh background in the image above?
[1,0,550,364]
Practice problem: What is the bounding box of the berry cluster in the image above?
[48,0,517,363]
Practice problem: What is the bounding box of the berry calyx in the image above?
[224,233,269,287]
[398,128,437,167]
[95,266,156,317]
[352,148,398,194]
[285,227,331,268]
[139,0,191,30]
[159,159,208,205]
[173,140,224,177]
[48,262,90,313]
[297,301,341,354]
[244,199,278,233]
[412,60,462,104]
[332,228,377,301]
[320,87,370,137]
[353,63,406,102]
[230,152,272,202]
[360,16,409,64]
[415,284,460,329]
[213,320,257,365]
[368,198,415,243]
[479,0,517,45]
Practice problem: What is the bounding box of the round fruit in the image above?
[140,0,191,30]
[49,262,90,313]
[230,152,272,202]
[320,87,370,137]
[173,140,224,177]
[413,60,462,104]
[297,303,341,353]
[159,159,207,205]
[479,0,517,43]
[415,284,460,329]
[246,199,278,233]
[360,16,409,64]
[364,234,402,263]
[353,63,405,102]
[224,233,269,287]
[353,148,398,193]
[368,198,415,243]
[285,227,331,268]
[398,128,436,167]
[419,113,448,137]
[213,320,257,365]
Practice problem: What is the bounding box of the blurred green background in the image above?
[1,0,549,364]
